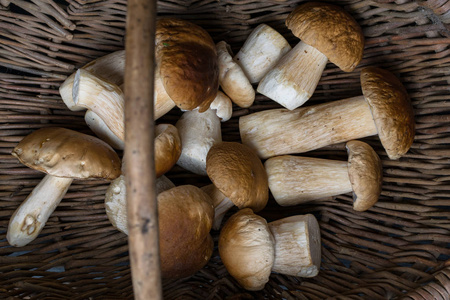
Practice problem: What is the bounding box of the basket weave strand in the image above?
[0,0,449,299]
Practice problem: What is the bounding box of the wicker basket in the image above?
[1,0,449,299]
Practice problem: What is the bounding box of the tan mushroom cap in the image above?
[158,185,214,279]
[206,142,269,212]
[156,18,219,112]
[155,124,182,177]
[11,127,121,180]
[361,67,415,160]
[346,140,383,212]
[286,2,364,72]
[219,208,275,291]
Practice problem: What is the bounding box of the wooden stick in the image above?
[124,0,162,300]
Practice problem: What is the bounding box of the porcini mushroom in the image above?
[219,208,321,291]
[257,2,364,110]
[175,91,232,176]
[240,67,415,160]
[155,123,182,177]
[105,175,175,235]
[203,142,268,230]
[8,127,121,247]
[85,110,124,150]
[234,24,291,84]
[216,40,255,108]
[156,17,219,112]
[265,140,383,211]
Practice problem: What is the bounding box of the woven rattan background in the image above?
[0,0,449,299]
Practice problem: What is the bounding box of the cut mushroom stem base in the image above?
[7,175,73,247]
[268,214,321,277]
[257,41,328,110]
[240,95,377,159]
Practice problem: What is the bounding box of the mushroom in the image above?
[203,142,268,230]
[155,124,182,178]
[105,175,175,235]
[219,208,320,291]
[233,24,291,84]
[85,110,124,150]
[216,40,255,108]
[175,91,232,176]
[8,127,121,247]
[265,140,383,211]
[257,2,364,110]
[156,17,219,112]
[240,66,415,160]
[158,185,214,279]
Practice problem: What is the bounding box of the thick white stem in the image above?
[268,214,321,277]
[234,24,291,84]
[85,110,124,150]
[176,109,222,175]
[201,184,234,230]
[239,95,378,159]
[265,156,352,206]
[257,41,328,110]
[73,69,125,142]
[7,175,73,247]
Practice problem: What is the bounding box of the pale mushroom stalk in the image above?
[268,214,321,277]
[257,41,328,110]
[265,140,383,211]
[73,68,125,142]
[7,175,73,247]
[241,67,415,160]
[240,95,376,159]
[201,184,235,230]
[234,23,291,84]
[175,91,232,176]
[85,110,124,150]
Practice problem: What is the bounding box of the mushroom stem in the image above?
[268,214,321,277]
[201,184,234,230]
[265,156,352,206]
[73,69,125,142]
[240,95,377,159]
[176,108,222,175]
[85,110,124,150]
[7,174,73,247]
[257,41,328,110]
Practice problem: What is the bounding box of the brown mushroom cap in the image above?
[361,67,415,160]
[11,127,121,180]
[155,124,181,177]
[158,185,214,279]
[346,140,383,212]
[156,18,219,112]
[285,2,364,72]
[206,142,269,212]
[219,208,275,291]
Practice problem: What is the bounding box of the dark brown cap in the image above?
[155,124,181,177]
[156,18,219,112]
[11,127,121,180]
[361,67,415,160]
[286,2,364,72]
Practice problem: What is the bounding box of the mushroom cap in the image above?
[219,208,275,291]
[346,140,383,212]
[285,2,364,72]
[361,67,415,160]
[155,124,182,177]
[156,18,219,112]
[11,127,121,180]
[158,185,214,279]
[206,142,269,212]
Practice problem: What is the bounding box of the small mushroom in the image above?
[155,124,182,178]
[216,41,255,108]
[234,24,291,84]
[257,2,364,110]
[204,142,268,230]
[156,18,219,112]
[105,175,175,235]
[219,208,320,291]
[240,67,415,160]
[8,127,121,247]
[265,140,383,211]
[175,92,232,176]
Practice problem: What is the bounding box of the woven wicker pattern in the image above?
[0,0,449,299]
